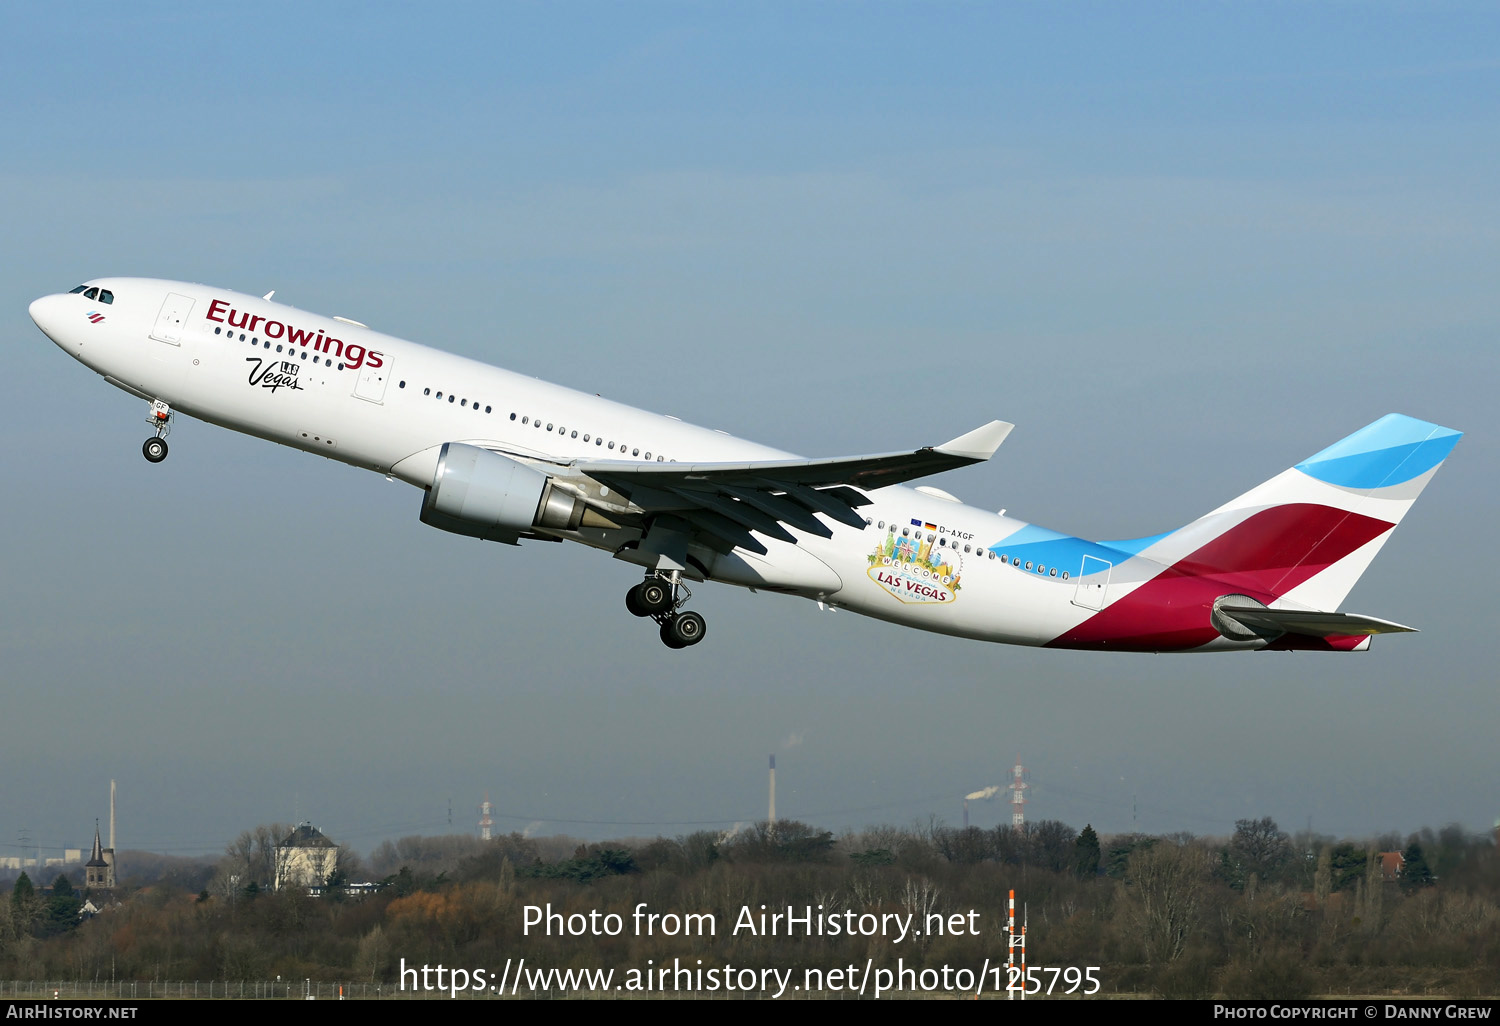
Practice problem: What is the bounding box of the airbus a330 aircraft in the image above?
[31,278,1461,651]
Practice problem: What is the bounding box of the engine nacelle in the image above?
[420,442,596,542]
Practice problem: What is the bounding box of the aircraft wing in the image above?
[1216,606,1418,638]
[569,420,1012,555]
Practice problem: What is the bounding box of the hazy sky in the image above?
[2,3,1496,863]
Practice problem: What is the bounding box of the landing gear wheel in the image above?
[142,437,169,463]
[660,610,707,649]
[625,583,652,618]
[637,579,674,615]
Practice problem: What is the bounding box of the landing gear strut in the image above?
[626,572,707,648]
[142,399,172,463]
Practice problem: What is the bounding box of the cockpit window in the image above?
[69,285,88,294]
[83,287,99,300]
[98,290,114,305]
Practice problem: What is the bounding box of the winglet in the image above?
[935,420,1013,461]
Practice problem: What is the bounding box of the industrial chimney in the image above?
[768,755,776,828]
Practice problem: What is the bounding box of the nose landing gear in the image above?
[626,572,708,648]
[142,400,173,463]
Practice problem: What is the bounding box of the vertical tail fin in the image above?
[1045,414,1460,651]
[1159,413,1462,610]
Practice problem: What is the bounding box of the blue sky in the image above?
[2,3,1497,861]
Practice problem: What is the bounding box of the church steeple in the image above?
[85,819,112,889]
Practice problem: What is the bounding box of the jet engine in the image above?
[420,442,614,542]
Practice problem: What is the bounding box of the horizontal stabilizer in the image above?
[1217,605,1417,638]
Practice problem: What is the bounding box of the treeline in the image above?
[2,818,1497,998]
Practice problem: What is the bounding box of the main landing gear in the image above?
[626,572,707,649]
[142,400,172,463]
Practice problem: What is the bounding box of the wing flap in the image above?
[716,484,834,538]
[769,480,870,529]
[676,509,769,556]
[665,486,798,544]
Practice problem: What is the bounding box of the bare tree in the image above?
[222,822,294,888]
[1313,846,1332,907]
[901,876,941,950]
[370,833,487,878]
[1028,820,1078,873]
[1229,817,1293,885]
[1362,847,1384,928]
[1126,842,1214,964]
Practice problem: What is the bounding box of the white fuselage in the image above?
[30,277,1203,650]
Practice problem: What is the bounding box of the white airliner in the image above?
[30,278,1461,651]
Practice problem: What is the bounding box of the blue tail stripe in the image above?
[987,525,1170,576]
[1296,414,1462,490]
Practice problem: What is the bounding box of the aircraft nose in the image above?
[29,294,68,341]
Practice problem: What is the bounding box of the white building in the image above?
[274,822,339,891]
